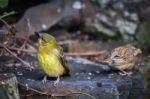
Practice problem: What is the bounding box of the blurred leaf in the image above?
[0,0,8,8]
[0,11,16,19]
[137,21,150,43]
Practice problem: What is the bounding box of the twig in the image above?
[20,93,37,97]
[0,44,36,53]
[18,82,95,99]
[57,40,71,45]
[64,51,106,56]
[0,18,11,31]
[3,45,34,69]
[0,15,17,35]
[0,30,9,33]
[51,90,96,99]
[18,82,48,95]
[19,18,31,50]
[0,11,16,19]
[10,35,36,47]
[0,27,35,48]
[0,18,35,48]
[0,44,106,57]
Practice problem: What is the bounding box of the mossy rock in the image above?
[137,21,150,43]
[138,60,150,99]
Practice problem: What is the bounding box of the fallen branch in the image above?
[10,35,36,47]
[0,44,106,57]
[3,45,34,70]
[18,82,95,99]
[64,51,106,56]
[57,40,72,45]
[0,18,11,32]
[0,44,36,53]
[0,11,16,19]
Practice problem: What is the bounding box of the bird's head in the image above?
[134,48,142,56]
[35,32,57,48]
[130,46,142,56]
[126,44,142,56]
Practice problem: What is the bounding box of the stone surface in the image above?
[0,57,144,99]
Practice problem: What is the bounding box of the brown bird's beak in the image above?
[35,32,42,38]
[134,48,142,56]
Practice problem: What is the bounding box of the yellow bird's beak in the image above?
[35,32,42,38]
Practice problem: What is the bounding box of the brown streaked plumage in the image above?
[101,44,142,75]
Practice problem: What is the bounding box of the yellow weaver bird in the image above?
[36,32,69,85]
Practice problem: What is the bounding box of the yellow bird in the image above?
[36,32,69,85]
[101,44,142,75]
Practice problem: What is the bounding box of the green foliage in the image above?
[138,60,150,90]
[0,0,8,8]
[0,11,16,19]
[137,21,150,43]
[90,0,99,5]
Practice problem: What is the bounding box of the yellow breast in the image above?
[37,52,65,77]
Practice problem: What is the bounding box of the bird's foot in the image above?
[119,70,132,76]
[42,75,47,84]
[54,76,60,86]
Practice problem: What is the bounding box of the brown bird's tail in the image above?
[100,58,110,65]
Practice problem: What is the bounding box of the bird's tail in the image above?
[99,58,110,64]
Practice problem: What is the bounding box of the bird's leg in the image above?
[119,69,132,75]
[42,75,47,84]
[54,76,60,86]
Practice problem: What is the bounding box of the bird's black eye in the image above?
[41,37,47,42]
[114,55,120,58]
[42,37,49,44]
[35,32,41,38]
[131,47,136,54]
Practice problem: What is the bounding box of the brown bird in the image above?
[101,44,142,75]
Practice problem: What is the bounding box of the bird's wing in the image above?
[52,47,70,74]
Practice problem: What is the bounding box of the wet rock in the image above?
[93,19,116,37]
[116,19,138,35]
[1,0,142,41]
[123,11,139,22]
[83,0,140,41]
[140,7,150,21]
[91,0,111,8]
[16,69,144,99]
[90,11,138,39]
[113,1,124,11]
[0,56,144,99]
[1,0,81,37]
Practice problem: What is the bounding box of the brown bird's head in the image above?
[133,48,142,56]
[125,44,142,56]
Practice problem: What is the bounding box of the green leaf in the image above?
[0,0,8,8]
[0,11,16,19]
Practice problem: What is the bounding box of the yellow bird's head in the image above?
[35,32,57,51]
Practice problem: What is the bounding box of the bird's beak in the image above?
[137,48,142,54]
[134,48,142,56]
[35,32,42,38]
